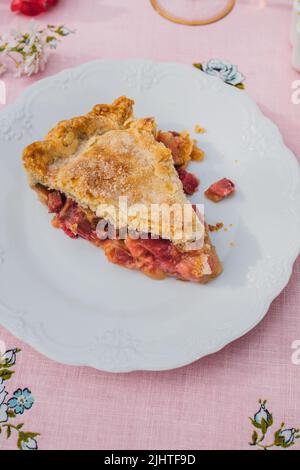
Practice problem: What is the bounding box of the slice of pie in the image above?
[22,96,222,283]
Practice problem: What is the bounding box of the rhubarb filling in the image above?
[157,130,200,195]
[32,131,219,282]
[34,185,220,282]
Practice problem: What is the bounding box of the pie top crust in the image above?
[23,96,203,244]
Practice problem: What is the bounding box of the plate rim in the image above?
[0,58,299,372]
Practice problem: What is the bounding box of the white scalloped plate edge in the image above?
[0,59,299,372]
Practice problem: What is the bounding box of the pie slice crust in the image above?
[23,96,222,283]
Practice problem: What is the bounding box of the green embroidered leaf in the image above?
[17,437,22,450]
[28,432,40,438]
[0,369,14,380]
[236,83,245,90]
[16,423,24,430]
[251,430,258,445]
[6,426,11,439]
[249,417,262,429]
[261,418,268,435]
[268,413,273,427]
[17,431,40,450]
[281,441,293,449]
[7,410,16,418]
[19,431,40,439]
[274,430,285,447]
[193,63,203,71]
[0,362,15,369]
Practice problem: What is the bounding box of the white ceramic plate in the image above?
[0,60,299,372]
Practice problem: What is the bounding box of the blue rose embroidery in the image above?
[253,401,273,430]
[194,59,245,89]
[249,400,300,450]
[0,378,8,424]
[7,388,34,414]
[274,427,300,448]
[1,348,18,366]
[20,435,38,450]
[0,348,39,450]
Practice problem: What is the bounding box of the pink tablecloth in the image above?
[0,0,299,451]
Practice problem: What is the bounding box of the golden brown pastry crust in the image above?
[23,96,204,242]
[23,96,186,205]
[23,96,134,186]
[22,96,222,281]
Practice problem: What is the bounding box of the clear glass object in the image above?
[150,0,236,26]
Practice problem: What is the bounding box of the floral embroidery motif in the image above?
[194,59,245,89]
[249,400,300,450]
[7,388,34,414]
[0,347,39,450]
[0,22,74,78]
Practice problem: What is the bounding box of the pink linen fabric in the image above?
[0,0,299,450]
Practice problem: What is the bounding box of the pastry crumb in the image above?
[191,141,205,161]
[194,125,206,134]
[229,241,235,247]
[208,222,224,232]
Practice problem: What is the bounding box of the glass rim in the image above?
[150,0,236,26]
